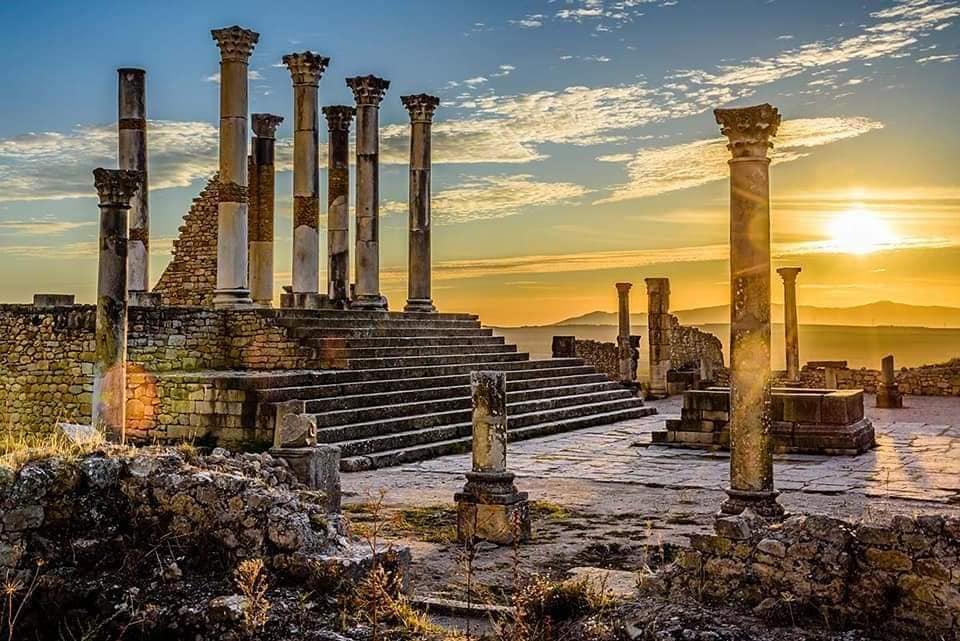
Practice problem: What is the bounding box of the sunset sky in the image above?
[0,0,958,325]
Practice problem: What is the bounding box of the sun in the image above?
[827,207,898,255]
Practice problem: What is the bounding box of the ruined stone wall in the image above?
[669,316,724,370]
[662,512,960,638]
[574,339,619,381]
[153,175,220,306]
[790,361,960,396]
[0,305,316,433]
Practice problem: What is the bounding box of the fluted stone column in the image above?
[118,68,149,297]
[715,103,783,518]
[645,278,672,398]
[347,75,390,311]
[92,168,141,442]
[616,282,634,382]
[777,267,802,381]
[211,26,258,308]
[283,53,329,301]
[402,94,440,313]
[249,114,283,306]
[323,106,355,308]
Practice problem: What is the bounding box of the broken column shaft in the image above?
[402,94,440,313]
[283,52,329,301]
[323,106,355,308]
[715,103,783,518]
[211,26,258,308]
[777,267,802,381]
[347,75,390,311]
[645,278,672,398]
[92,168,141,441]
[118,68,149,297]
[249,114,283,306]
[616,282,635,383]
[876,354,904,408]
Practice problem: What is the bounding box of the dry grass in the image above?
[0,427,108,473]
[234,558,271,634]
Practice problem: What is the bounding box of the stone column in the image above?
[283,53,329,301]
[322,106,355,308]
[117,68,149,297]
[645,278,672,398]
[876,354,903,408]
[777,267,802,381]
[615,282,634,383]
[92,168,141,442]
[346,75,390,311]
[455,371,530,544]
[715,103,783,518]
[211,26,258,308]
[402,94,440,313]
[249,114,283,306]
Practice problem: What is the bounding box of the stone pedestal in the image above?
[269,446,341,512]
[92,168,141,442]
[645,278,672,398]
[777,267,802,381]
[876,354,903,409]
[323,106,355,309]
[347,75,390,311]
[715,103,783,519]
[552,335,577,358]
[211,26,259,308]
[455,371,530,545]
[118,68,150,296]
[33,294,75,307]
[283,53,329,300]
[249,113,283,306]
[402,94,440,313]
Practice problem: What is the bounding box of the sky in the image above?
[0,0,958,326]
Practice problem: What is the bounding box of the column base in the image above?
[720,488,784,519]
[351,294,388,311]
[455,471,530,545]
[876,385,904,409]
[212,288,253,308]
[404,298,436,313]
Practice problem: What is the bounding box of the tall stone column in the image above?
[616,282,634,382]
[322,106,355,308]
[92,168,141,442]
[117,68,149,297]
[645,278,672,398]
[346,75,390,311]
[249,113,283,306]
[777,267,802,381]
[715,103,783,518]
[402,94,440,313]
[283,53,329,301]
[211,26,258,308]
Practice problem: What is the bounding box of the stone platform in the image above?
[652,387,875,454]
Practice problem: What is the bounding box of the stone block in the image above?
[33,294,75,307]
[269,445,341,512]
[551,335,577,358]
[782,393,821,424]
[456,496,530,545]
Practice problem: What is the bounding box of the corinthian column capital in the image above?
[252,113,284,139]
[93,168,142,208]
[211,26,259,62]
[776,266,802,283]
[322,105,356,131]
[714,103,781,159]
[346,75,390,106]
[282,51,329,86]
[401,94,440,123]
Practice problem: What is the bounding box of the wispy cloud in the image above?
[0,218,93,235]
[917,53,958,63]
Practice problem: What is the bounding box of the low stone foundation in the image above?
[661,512,960,638]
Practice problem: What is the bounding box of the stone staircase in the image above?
[256,310,656,471]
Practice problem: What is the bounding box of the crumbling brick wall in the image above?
[573,339,619,381]
[670,316,724,370]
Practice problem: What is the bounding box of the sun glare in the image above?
[827,207,898,255]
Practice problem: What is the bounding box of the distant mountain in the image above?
[551,301,960,329]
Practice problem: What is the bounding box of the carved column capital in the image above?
[93,168,142,208]
[776,266,802,283]
[211,26,259,62]
[252,113,284,139]
[401,94,440,123]
[322,105,356,131]
[346,75,390,106]
[714,103,781,159]
[615,282,633,296]
[282,51,329,86]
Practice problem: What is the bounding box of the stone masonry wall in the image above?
[662,512,960,638]
[153,174,219,306]
[670,316,725,370]
[574,339,620,381]
[0,305,316,434]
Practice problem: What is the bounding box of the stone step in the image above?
[307,335,508,349]
[312,386,634,428]
[281,317,483,330]
[302,357,583,384]
[256,368,604,403]
[316,393,640,447]
[276,309,479,321]
[331,351,530,370]
[305,378,620,412]
[316,342,519,359]
[293,326,495,339]
[340,405,656,471]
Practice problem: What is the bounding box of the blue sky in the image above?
[1,0,958,324]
